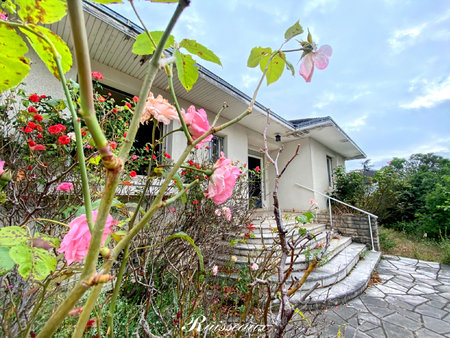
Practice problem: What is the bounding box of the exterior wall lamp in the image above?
[275,134,281,142]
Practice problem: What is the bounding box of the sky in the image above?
[108,0,450,170]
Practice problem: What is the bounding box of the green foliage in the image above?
[247,47,272,68]
[132,31,175,55]
[0,226,59,280]
[20,24,72,80]
[0,23,30,92]
[179,38,221,66]
[16,0,67,24]
[333,154,450,240]
[0,246,15,275]
[174,49,198,91]
[260,51,286,85]
[284,20,304,40]
[9,245,56,280]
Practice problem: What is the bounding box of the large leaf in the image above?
[259,52,285,85]
[16,0,66,24]
[9,245,56,280]
[0,23,30,92]
[0,247,15,276]
[132,31,174,55]
[175,50,198,92]
[20,25,72,80]
[284,20,303,40]
[0,226,28,247]
[179,39,221,66]
[247,47,271,68]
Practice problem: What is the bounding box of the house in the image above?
[23,2,366,211]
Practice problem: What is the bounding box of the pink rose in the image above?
[299,44,332,82]
[58,210,115,265]
[222,207,232,221]
[0,161,4,176]
[205,153,240,205]
[1,11,8,21]
[212,265,218,276]
[56,182,74,192]
[141,92,179,125]
[251,263,259,271]
[182,105,213,149]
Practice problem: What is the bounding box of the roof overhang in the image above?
[290,117,366,160]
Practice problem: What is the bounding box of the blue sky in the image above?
[109,0,450,170]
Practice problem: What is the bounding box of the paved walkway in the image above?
[318,255,450,337]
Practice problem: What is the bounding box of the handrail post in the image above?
[328,198,333,231]
[368,215,375,251]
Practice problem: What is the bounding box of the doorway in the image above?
[248,156,262,208]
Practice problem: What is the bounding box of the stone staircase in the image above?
[215,211,381,310]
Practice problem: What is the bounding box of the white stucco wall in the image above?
[266,138,316,211]
[309,138,345,209]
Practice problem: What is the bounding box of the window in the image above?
[209,135,224,162]
[96,84,162,175]
[326,156,333,187]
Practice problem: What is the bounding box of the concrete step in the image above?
[215,235,352,271]
[269,243,367,290]
[230,231,327,251]
[248,222,326,236]
[290,250,381,310]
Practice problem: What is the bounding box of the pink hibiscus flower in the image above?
[299,44,332,83]
[182,105,213,149]
[58,210,115,265]
[205,153,240,205]
[142,92,178,125]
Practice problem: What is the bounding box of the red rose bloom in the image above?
[91,71,103,80]
[48,124,66,134]
[130,171,137,178]
[110,141,117,150]
[28,106,37,114]
[29,94,40,103]
[133,96,139,102]
[40,95,46,99]
[36,124,43,131]
[37,134,43,138]
[27,121,36,129]
[24,126,33,133]
[98,95,106,103]
[58,135,71,145]
[164,152,171,159]
[124,102,132,109]
[33,114,43,121]
[30,144,46,151]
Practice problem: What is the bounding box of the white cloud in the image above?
[388,24,426,52]
[344,115,368,132]
[240,73,259,90]
[400,76,450,109]
[303,0,339,16]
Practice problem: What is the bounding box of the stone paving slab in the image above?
[303,255,450,337]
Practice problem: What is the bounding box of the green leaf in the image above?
[285,59,295,76]
[295,215,308,224]
[0,247,15,276]
[0,23,30,92]
[172,173,187,204]
[175,50,198,92]
[230,238,246,247]
[20,25,72,80]
[34,233,60,249]
[88,155,101,165]
[166,232,204,275]
[303,211,316,223]
[9,245,56,280]
[298,227,307,236]
[132,31,174,55]
[0,226,28,247]
[1,0,16,14]
[284,20,304,40]
[179,39,221,66]
[16,0,66,24]
[260,52,285,85]
[247,47,271,68]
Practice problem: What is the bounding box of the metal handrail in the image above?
[295,183,377,251]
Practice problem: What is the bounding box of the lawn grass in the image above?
[379,226,450,264]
